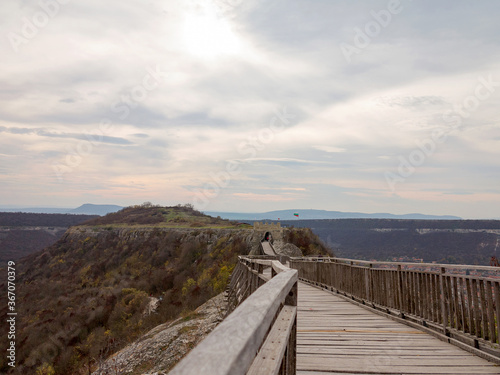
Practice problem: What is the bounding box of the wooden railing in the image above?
[170,256,298,375]
[290,257,500,360]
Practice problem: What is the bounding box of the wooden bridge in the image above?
[170,256,500,375]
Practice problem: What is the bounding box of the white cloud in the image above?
[1,0,500,217]
[314,145,346,153]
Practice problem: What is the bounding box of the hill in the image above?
[206,209,461,221]
[69,204,123,216]
[80,203,244,228]
[0,204,124,216]
[0,204,330,374]
[0,212,98,263]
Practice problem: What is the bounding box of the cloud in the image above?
[0,126,133,145]
[314,146,346,153]
[233,193,296,201]
[1,0,500,218]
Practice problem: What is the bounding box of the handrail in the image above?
[290,257,500,361]
[292,256,500,273]
[170,257,298,375]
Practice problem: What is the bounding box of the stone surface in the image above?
[91,294,227,375]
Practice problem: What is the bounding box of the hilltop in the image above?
[0,204,330,374]
[81,203,248,228]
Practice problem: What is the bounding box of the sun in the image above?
[182,4,243,60]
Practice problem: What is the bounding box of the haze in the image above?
[1,0,499,219]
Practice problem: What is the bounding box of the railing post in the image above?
[440,267,448,335]
[350,261,354,296]
[285,280,297,375]
[366,263,373,302]
[397,264,403,316]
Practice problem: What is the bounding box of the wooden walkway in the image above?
[261,241,276,256]
[297,282,500,374]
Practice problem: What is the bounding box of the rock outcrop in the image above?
[92,293,227,375]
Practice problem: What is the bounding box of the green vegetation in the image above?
[0,228,249,373]
[0,204,328,374]
[80,203,251,229]
[284,219,500,265]
[285,227,331,256]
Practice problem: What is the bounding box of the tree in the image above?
[36,363,55,375]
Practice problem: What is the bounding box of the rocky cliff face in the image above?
[2,214,330,374]
[92,293,227,375]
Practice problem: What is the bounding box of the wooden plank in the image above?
[423,272,429,320]
[440,268,448,331]
[480,279,489,340]
[495,281,500,344]
[247,306,297,375]
[445,274,453,330]
[305,256,500,272]
[297,282,499,375]
[458,277,468,333]
[486,280,496,343]
[472,278,482,338]
[452,276,460,330]
[433,273,441,324]
[467,277,476,336]
[170,269,298,375]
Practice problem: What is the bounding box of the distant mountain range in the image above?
[0,203,123,216]
[205,209,462,221]
[0,205,464,220]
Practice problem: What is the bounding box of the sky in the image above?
[1,0,500,219]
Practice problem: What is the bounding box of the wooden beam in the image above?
[170,269,298,375]
[247,306,297,375]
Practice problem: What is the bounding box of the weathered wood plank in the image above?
[170,268,297,375]
[247,306,297,375]
[297,282,499,375]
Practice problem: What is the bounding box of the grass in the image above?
[78,223,252,230]
[78,205,253,230]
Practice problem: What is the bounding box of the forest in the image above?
[280,218,500,265]
[0,212,98,227]
[0,205,329,374]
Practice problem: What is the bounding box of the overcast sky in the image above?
[1,0,500,218]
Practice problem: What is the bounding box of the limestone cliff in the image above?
[2,205,331,374]
[91,293,227,375]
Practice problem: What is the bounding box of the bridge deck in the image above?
[297,282,500,375]
[261,241,276,256]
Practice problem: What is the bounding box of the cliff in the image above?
[92,293,226,375]
[0,205,331,374]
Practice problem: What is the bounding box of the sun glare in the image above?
[182,5,242,60]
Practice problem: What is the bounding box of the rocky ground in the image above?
[91,293,227,375]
